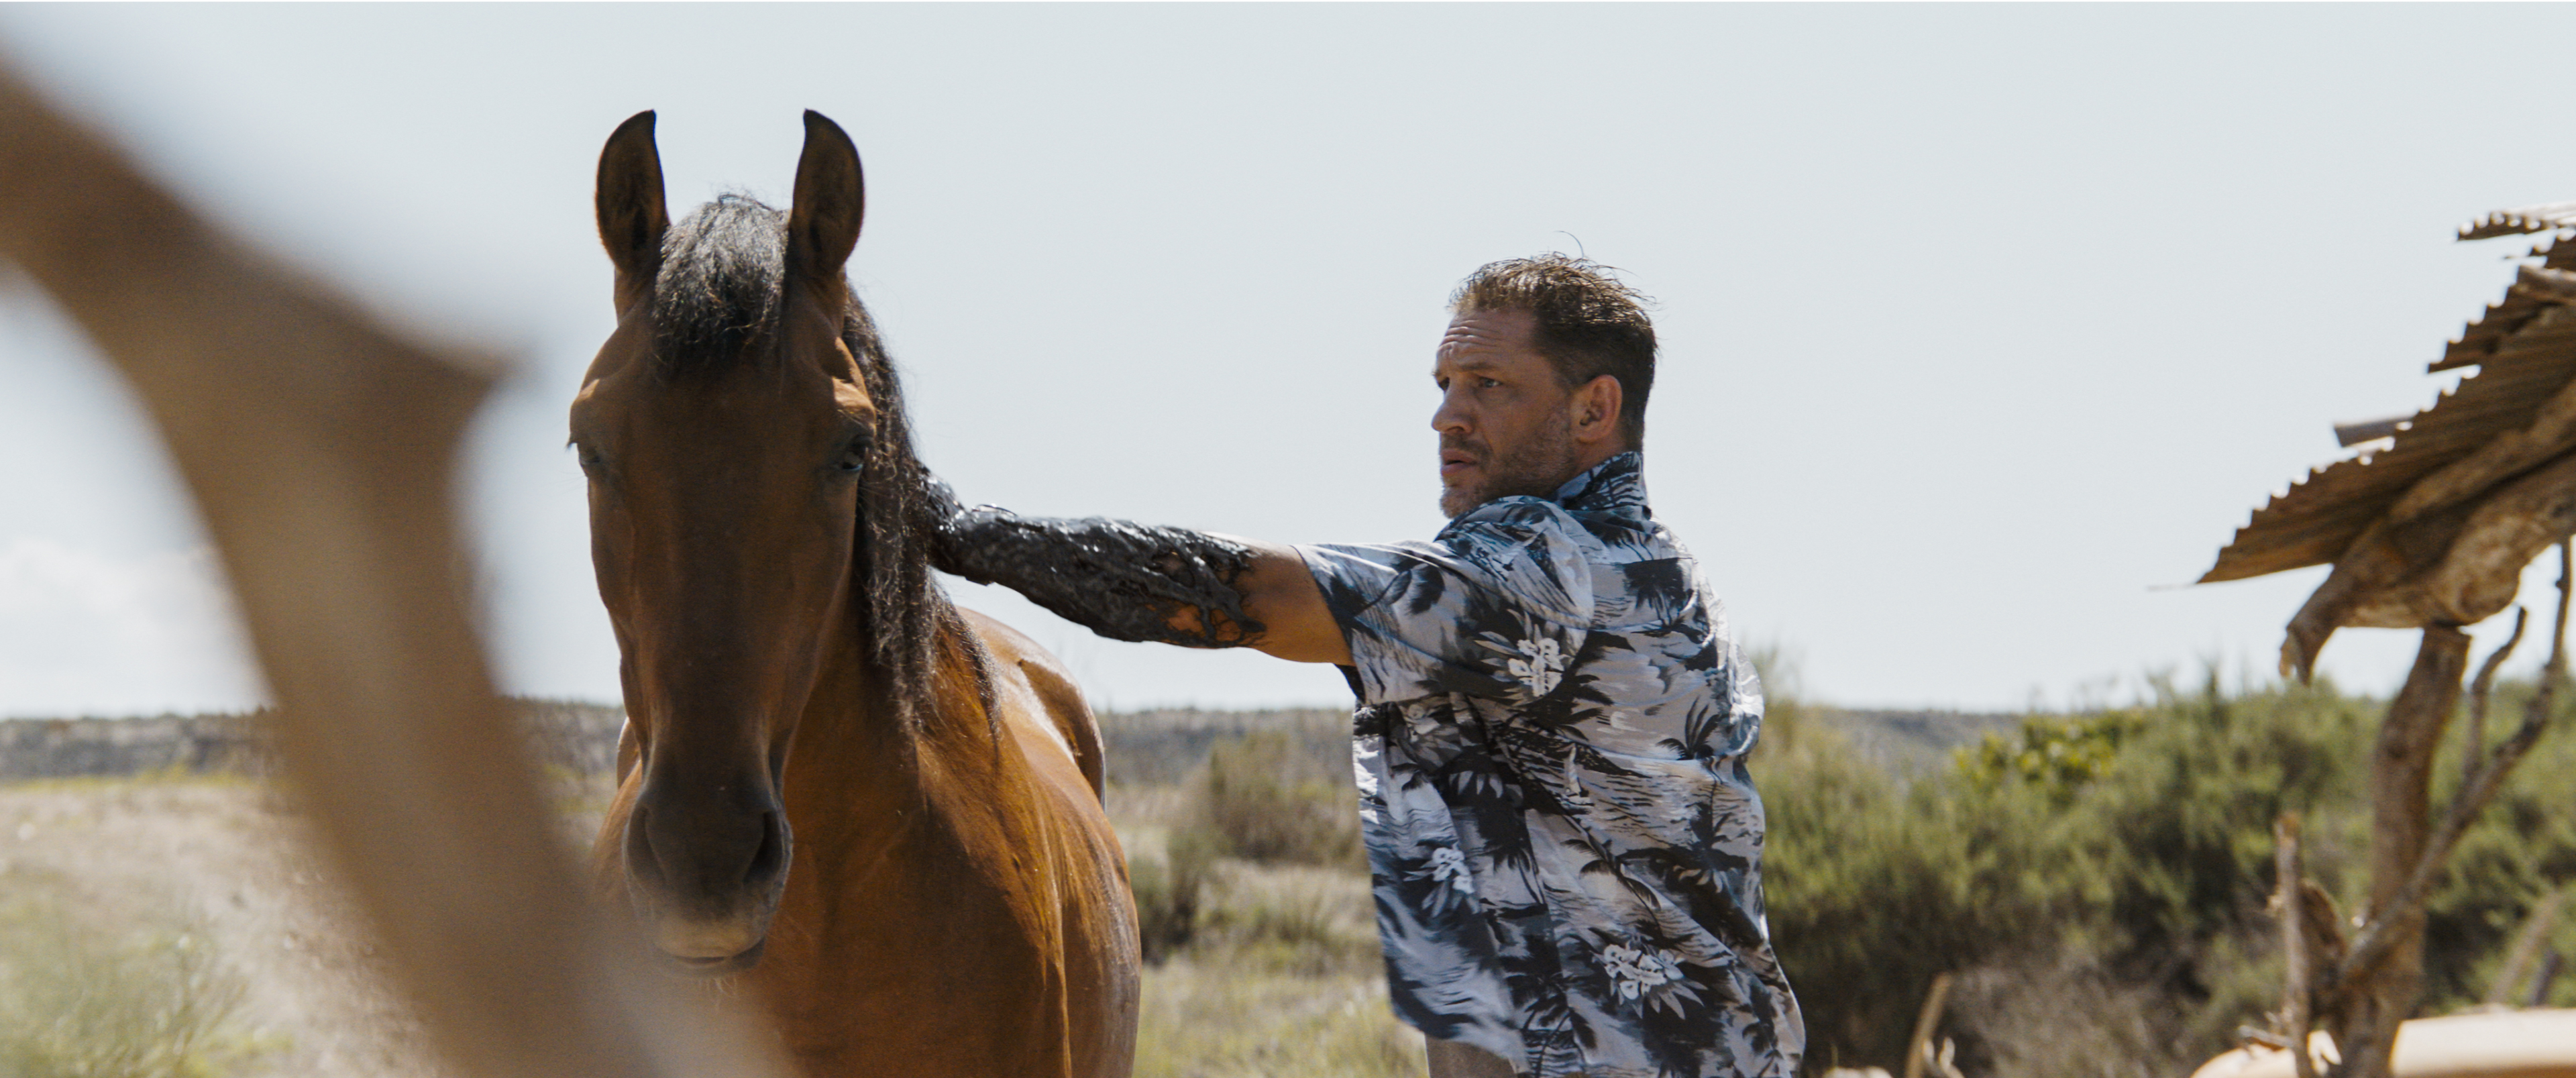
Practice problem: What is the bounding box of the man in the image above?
[931,256,1803,1078]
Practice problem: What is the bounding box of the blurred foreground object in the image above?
[2202,207,2576,1078]
[0,64,784,1078]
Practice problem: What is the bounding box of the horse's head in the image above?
[572,111,914,975]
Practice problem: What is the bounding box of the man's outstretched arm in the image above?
[927,484,1352,665]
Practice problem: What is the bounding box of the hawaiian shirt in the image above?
[1295,452,1803,1078]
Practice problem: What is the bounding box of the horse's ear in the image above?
[595,110,669,308]
[787,110,864,284]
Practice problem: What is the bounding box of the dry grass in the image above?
[1135,958,1420,1078]
[0,865,256,1078]
[1128,859,1421,1078]
[0,724,1418,1078]
[0,775,439,1078]
[1114,724,1424,1078]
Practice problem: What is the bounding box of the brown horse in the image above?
[571,110,1139,1077]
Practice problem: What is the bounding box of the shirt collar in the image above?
[1552,451,1648,517]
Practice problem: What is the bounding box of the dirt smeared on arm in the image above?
[928,482,1267,649]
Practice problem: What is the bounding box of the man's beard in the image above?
[1440,409,1578,519]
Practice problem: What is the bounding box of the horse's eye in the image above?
[834,441,868,475]
[573,443,606,476]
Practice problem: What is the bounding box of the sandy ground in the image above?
[0,777,441,1078]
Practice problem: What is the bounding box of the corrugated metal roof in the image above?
[2202,219,2576,584]
[2459,201,2576,241]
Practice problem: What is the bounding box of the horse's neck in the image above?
[785,604,996,811]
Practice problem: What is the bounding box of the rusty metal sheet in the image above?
[2459,201,2576,241]
[2204,219,2576,584]
[2438,268,2576,372]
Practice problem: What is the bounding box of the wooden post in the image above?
[2327,546,2569,1075]
[1900,972,1953,1078]
[2332,625,2469,1078]
[2461,609,2526,794]
[2277,814,2318,1078]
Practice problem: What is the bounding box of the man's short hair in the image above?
[1450,254,1656,444]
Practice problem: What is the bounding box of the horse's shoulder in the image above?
[957,607,1108,799]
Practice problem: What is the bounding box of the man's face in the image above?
[1432,307,1579,519]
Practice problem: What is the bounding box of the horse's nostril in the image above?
[623,802,666,888]
[745,810,790,888]
[625,786,786,910]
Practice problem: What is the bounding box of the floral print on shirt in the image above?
[1297,453,1803,1078]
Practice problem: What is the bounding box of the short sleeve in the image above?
[1295,499,1598,707]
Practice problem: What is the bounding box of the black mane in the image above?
[651,194,784,374]
[649,194,965,729]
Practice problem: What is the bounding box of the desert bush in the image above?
[1130,824,1222,964]
[1097,708,1350,789]
[1129,859,1408,1078]
[1193,863,1381,977]
[2420,676,2576,1010]
[0,875,250,1078]
[1762,719,2035,1071]
[1765,671,2576,1077]
[1114,718,1407,1073]
[1955,709,2145,806]
[1188,731,1361,869]
[1746,641,1810,759]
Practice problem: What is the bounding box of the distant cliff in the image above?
[0,700,2020,784]
[0,699,625,782]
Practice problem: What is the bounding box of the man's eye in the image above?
[1479,378,1502,389]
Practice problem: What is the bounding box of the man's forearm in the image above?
[930,492,1268,648]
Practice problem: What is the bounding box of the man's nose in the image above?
[1430,388,1470,435]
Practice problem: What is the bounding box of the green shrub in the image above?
[1193,865,1381,977]
[1762,720,2049,1071]
[1130,825,1222,965]
[2420,678,2576,1009]
[1764,673,2576,1077]
[1955,709,2145,805]
[1190,731,1361,868]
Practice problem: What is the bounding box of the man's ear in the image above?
[786,110,864,288]
[1573,374,1623,445]
[594,110,667,313]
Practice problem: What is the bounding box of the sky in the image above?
[3,4,2575,718]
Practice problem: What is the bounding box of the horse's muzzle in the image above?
[657,936,767,979]
[620,794,792,973]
